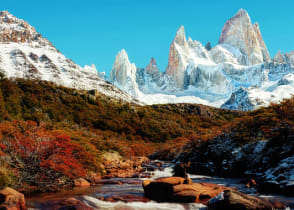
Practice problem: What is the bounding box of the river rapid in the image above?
[26,161,294,210]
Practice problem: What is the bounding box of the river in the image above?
[26,161,294,210]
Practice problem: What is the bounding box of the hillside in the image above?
[0,77,239,193]
[0,76,293,196]
[153,97,294,195]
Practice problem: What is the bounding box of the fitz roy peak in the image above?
[0,11,139,104]
[218,9,270,65]
[110,9,294,110]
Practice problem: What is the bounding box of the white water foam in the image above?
[82,195,207,210]
[150,167,174,180]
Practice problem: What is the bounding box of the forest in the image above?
[0,77,293,193]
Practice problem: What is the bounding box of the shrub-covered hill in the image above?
[0,77,293,195]
[0,78,240,192]
[0,78,240,143]
[152,97,294,195]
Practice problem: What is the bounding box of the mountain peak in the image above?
[218,9,270,65]
[0,11,11,17]
[0,10,55,49]
[174,25,186,45]
[0,10,26,26]
[116,49,129,60]
[146,57,159,74]
[235,8,249,18]
[0,11,16,20]
[110,49,139,97]
[219,9,252,43]
[229,9,251,25]
[148,57,157,66]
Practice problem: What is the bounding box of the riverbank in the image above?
[24,161,294,210]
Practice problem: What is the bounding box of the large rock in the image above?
[0,187,27,210]
[102,153,149,178]
[143,177,228,204]
[173,183,228,204]
[208,189,274,210]
[74,178,90,187]
[143,177,188,202]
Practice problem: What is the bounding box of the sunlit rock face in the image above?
[145,58,159,76]
[165,25,188,89]
[218,9,270,66]
[0,11,54,48]
[165,26,211,89]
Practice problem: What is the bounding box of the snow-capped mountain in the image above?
[0,11,140,104]
[109,9,294,110]
[1,9,294,111]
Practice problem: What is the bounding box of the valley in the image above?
[0,7,293,210]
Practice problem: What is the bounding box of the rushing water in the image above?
[27,161,294,210]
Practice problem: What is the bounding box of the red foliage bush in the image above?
[0,120,86,181]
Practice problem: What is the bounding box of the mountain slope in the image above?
[0,11,140,104]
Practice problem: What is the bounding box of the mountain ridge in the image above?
[109,9,294,111]
[1,9,294,111]
[0,10,141,105]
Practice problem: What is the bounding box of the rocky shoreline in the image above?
[2,160,293,209]
[142,176,284,209]
[150,129,294,197]
[0,154,152,209]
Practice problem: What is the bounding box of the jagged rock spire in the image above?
[165,26,189,89]
[218,9,270,65]
[146,57,159,73]
[110,49,139,97]
[174,25,186,45]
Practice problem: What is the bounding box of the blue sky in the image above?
[1,0,294,75]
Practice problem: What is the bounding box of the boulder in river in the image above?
[208,189,274,210]
[0,187,27,210]
[143,177,229,204]
[74,178,90,187]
